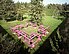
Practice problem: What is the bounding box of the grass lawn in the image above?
[42,16,62,32]
[0,16,62,53]
[22,26,38,35]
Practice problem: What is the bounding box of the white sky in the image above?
[13,0,69,5]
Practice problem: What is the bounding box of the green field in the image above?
[0,16,62,53]
[22,26,38,35]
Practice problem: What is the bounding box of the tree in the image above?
[61,3,69,17]
[30,0,43,25]
[15,2,30,21]
[0,0,16,21]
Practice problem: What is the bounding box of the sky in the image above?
[13,0,69,5]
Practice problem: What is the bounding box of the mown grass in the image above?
[0,16,62,33]
[42,16,62,32]
[22,26,38,35]
[0,16,62,53]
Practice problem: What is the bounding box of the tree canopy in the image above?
[30,0,43,25]
[0,0,16,21]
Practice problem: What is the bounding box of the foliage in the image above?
[0,0,16,21]
[0,33,21,54]
[44,4,65,20]
[15,2,31,20]
[49,38,57,52]
[60,3,69,17]
[30,0,43,25]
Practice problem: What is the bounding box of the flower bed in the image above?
[11,22,49,48]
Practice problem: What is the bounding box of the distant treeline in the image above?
[0,0,69,21]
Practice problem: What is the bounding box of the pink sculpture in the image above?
[11,23,49,48]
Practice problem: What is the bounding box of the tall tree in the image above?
[61,3,69,17]
[15,2,30,20]
[0,0,16,21]
[30,0,43,25]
